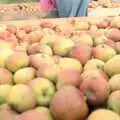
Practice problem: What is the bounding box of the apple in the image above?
[72,34,93,46]
[0,85,12,104]
[37,63,59,83]
[87,109,120,120]
[52,55,61,64]
[107,90,120,115]
[92,44,116,62]
[40,34,57,47]
[40,21,53,29]
[115,42,120,54]
[36,44,53,56]
[56,68,82,90]
[50,85,88,120]
[53,21,75,37]
[7,84,36,113]
[16,29,26,41]
[30,53,54,69]
[14,67,36,84]
[69,41,92,64]
[29,77,55,106]
[84,58,104,70]
[17,110,50,120]
[0,24,7,32]
[22,28,43,44]
[97,19,109,28]
[104,39,116,49]
[42,28,55,36]
[5,52,29,72]
[89,25,98,32]
[80,69,109,106]
[110,16,120,28]
[27,43,39,54]
[14,42,29,53]
[95,29,106,36]
[0,104,18,120]
[93,36,108,46]
[53,37,75,57]
[105,28,120,42]
[74,21,89,31]
[0,48,13,68]
[104,55,120,76]
[20,25,33,33]
[58,57,82,73]
[109,74,120,92]
[0,68,13,84]
[7,24,17,34]
[0,40,15,49]
[35,107,53,120]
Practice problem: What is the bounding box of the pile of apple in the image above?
[89,0,120,12]
[0,16,120,120]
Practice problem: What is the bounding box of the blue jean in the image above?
[56,0,90,17]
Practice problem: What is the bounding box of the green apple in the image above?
[53,38,75,56]
[84,59,104,70]
[14,67,36,84]
[7,84,36,113]
[0,48,13,68]
[0,85,12,104]
[109,74,120,92]
[107,91,120,115]
[104,55,120,76]
[29,77,55,106]
[58,57,82,73]
[35,107,53,120]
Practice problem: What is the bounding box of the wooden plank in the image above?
[88,8,120,17]
[0,16,113,27]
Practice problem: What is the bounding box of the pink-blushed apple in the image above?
[69,41,92,65]
[56,68,82,90]
[50,85,89,120]
[92,44,116,62]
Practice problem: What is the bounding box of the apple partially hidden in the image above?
[80,69,109,106]
[56,68,82,90]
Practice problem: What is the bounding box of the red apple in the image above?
[69,41,92,64]
[50,86,88,120]
[80,69,110,106]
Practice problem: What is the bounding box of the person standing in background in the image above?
[39,0,90,17]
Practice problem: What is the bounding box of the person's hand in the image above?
[38,0,56,11]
